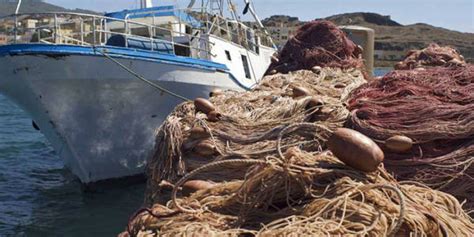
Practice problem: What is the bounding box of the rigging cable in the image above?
[95,47,190,102]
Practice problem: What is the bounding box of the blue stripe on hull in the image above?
[0,44,227,72]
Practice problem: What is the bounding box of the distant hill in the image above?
[324,12,402,27]
[322,12,474,63]
[0,0,97,17]
[262,15,303,27]
[261,12,474,65]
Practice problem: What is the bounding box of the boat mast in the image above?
[15,0,22,14]
[140,0,153,8]
[242,0,276,49]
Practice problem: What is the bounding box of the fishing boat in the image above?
[0,0,277,183]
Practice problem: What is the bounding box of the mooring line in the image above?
[95,47,190,102]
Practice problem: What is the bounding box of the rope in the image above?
[126,208,179,235]
[171,159,269,214]
[364,185,405,236]
[95,48,190,102]
[276,123,333,161]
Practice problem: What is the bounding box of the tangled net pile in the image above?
[122,21,474,236]
[146,67,366,202]
[395,43,466,70]
[348,64,474,210]
[266,20,364,74]
[128,149,473,236]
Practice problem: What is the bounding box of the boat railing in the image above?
[0,12,215,58]
[196,13,273,53]
[117,6,274,53]
[117,7,273,51]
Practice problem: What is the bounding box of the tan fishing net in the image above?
[120,21,473,236]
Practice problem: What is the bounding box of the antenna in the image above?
[15,0,22,14]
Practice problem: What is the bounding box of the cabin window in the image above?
[185,25,192,35]
[241,55,251,79]
[225,50,232,61]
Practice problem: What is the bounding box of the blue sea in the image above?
[0,68,392,236]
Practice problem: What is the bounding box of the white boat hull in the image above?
[0,51,244,183]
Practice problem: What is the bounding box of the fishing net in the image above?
[122,21,474,236]
[348,64,474,210]
[146,67,366,204]
[265,20,365,75]
[127,149,473,236]
[395,43,466,70]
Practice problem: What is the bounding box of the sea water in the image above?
[0,94,145,236]
[0,68,392,236]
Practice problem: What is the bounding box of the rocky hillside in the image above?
[262,15,303,27]
[0,0,96,17]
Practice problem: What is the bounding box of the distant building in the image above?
[266,22,301,48]
[250,15,304,49]
[0,34,7,44]
[20,19,38,29]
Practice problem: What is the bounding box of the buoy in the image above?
[328,128,384,172]
[194,140,217,156]
[207,111,221,122]
[311,66,322,74]
[268,69,278,75]
[385,135,413,153]
[209,89,224,97]
[306,96,324,110]
[194,98,215,114]
[189,127,210,139]
[292,86,311,98]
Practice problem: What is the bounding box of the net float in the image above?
[306,96,324,110]
[384,135,413,153]
[158,180,175,191]
[194,98,215,114]
[328,128,384,172]
[334,83,346,89]
[267,69,278,75]
[182,180,216,195]
[189,127,210,139]
[209,89,224,97]
[194,140,217,156]
[207,111,222,122]
[292,86,311,98]
[311,66,322,74]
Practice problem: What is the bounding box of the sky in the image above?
[44,0,474,33]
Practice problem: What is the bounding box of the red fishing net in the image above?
[348,64,474,210]
[266,20,364,74]
[395,43,466,70]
